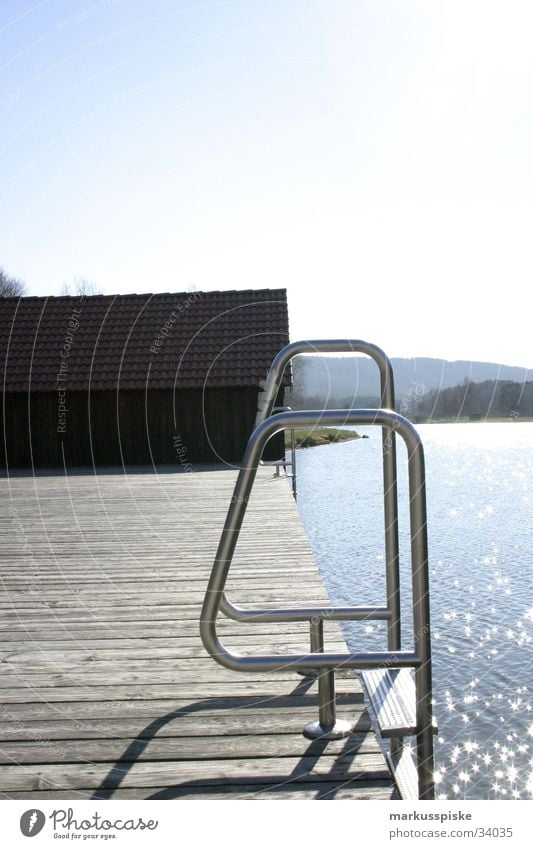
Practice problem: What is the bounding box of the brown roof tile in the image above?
[0,289,290,392]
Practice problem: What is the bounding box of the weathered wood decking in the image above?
[0,466,395,799]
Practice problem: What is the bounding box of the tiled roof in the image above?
[0,289,290,392]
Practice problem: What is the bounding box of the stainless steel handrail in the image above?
[255,340,394,424]
[220,340,401,654]
[200,407,435,799]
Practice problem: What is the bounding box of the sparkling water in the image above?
[292,422,533,800]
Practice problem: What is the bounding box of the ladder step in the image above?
[359,668,437,737]
[386,748,419,800]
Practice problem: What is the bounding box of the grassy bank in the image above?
[284,427,362,448]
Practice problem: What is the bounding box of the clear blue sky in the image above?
[1,0,532,367]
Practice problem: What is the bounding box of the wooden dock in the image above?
[0,466,395,800]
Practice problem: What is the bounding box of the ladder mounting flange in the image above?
[303,718,354,740]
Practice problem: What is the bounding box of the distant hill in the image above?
[290,356,533,408]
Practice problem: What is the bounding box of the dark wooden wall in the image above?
[1,387,285,469]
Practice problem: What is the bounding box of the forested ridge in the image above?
[412,379,533,421]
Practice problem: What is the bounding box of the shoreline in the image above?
[283,418,533,449]
[285,427,361,449]
[413,416,533,424]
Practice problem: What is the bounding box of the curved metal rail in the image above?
[200,407,435,800]
[254,339,395,424]
[219,340,402,655]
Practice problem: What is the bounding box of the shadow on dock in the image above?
[91,680,387,801]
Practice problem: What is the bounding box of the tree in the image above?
[498,381,522,416]
[286,358,308,409]
[60,277,103,296]
[0,266,26,297]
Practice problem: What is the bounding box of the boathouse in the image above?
[0,288,289,468]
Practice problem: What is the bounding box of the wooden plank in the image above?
[1,781,395,800]
[0,668,360,697]
[0,639,349,658]
[0,754,391,791]
[0,668,337,688]
[0,682,357,703]
[0,655,344,672]
[0,621,312,640]
[0,732,382,764]
[0,711,373,742]
[0,693,365,721]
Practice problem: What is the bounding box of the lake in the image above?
[291,422,533,800]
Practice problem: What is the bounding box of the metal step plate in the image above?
[386,748,420,800]
[360,668,437,737]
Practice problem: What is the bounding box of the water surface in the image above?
[293,422,533,799]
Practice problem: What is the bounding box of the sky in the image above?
[1,0,532,367]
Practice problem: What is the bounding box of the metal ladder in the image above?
[200,340,436,800]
